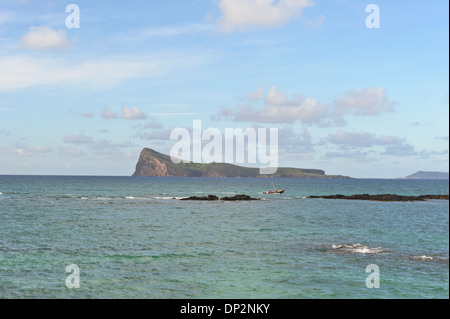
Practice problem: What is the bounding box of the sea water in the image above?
[0,176,448,298]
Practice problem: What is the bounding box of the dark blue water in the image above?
[0,176,448,298]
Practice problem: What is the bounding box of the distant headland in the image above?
[132,148,350,178]
[403,171,449,180]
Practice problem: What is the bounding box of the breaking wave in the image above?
[328,243,386,254]
[411,255,449,263]
[323,244,448,263]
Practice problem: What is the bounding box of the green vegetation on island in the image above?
[132,148,350,178]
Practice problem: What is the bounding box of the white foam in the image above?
[0,192,2,195]
[413,255,435,261]
[125,196,135,199]
[412,255,449,263]
[96,197,113,200]
[331,243,384,254]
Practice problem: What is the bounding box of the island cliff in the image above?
[132,148,350,178]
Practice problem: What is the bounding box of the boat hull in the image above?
[263,189,285,194]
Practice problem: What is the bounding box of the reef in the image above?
[180,194,260,201]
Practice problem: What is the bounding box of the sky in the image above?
[0,0,448,178]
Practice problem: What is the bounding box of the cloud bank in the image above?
[217,86,395,125]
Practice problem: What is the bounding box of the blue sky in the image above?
[0,0,448,178]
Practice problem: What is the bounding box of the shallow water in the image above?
[0,176,448,298]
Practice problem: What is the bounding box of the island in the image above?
[132,148,350,178]
[403,171,449,180]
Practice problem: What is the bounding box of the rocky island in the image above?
[132,148,350,178]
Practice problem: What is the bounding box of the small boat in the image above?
[263,189,285,194]
[263,182,285,194]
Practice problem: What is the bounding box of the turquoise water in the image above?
[0,176,448,298]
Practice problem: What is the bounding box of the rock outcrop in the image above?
[180,195,219,201]
[180,194,260,201]
[219,194,260,201]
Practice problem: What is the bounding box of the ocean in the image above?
[0,175,448,299]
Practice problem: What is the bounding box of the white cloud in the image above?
[322,130,449,159]
[333,87,396,117]
[20,26,69,51]
[322,130,439,158]
[247,85,265,100]
[121,107,148,120]
[220,86,329,124]
[101,107,148,120]
[260,86,328,123]
[101,108,118,120]
[0,52,212,91]
[217,0,313,32]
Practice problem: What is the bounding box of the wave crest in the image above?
[411,255,449,263]
[329,243,385,254]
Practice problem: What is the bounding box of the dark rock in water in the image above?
[307,194,449,202]
[180,195,218,201]
[220,194,260,201]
